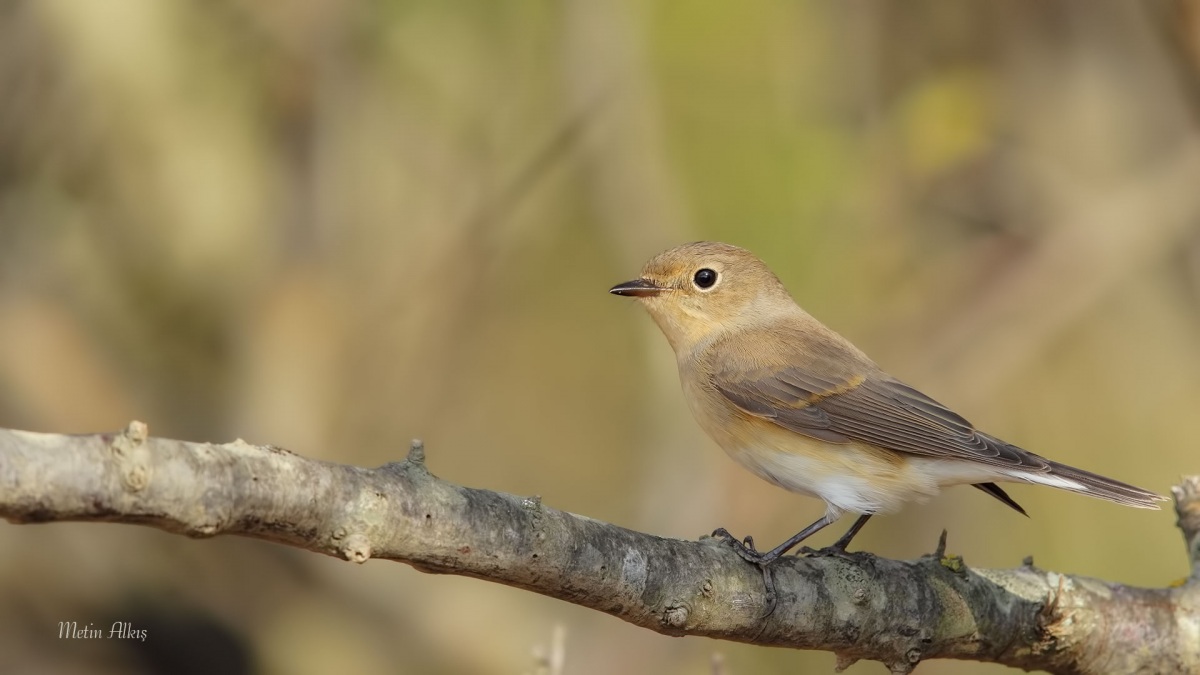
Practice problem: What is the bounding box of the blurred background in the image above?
[1,1,1198,673]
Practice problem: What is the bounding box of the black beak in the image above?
[609,278,666,298]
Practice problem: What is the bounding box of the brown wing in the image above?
[706,324,1164,509]
[712,362,1049,472]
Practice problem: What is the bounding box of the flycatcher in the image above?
[610,241,1164,586]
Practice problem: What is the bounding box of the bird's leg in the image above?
[711,514,836,564]
[710,515,837,617]
[800,513,872,558]
[829,513,872,551]
[754,514,839,563]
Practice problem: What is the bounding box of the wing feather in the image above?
[703,324,1162,509]
[714,362,1048,472]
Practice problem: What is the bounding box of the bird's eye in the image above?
[693,268,718,289]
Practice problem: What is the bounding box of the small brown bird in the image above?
[611,241,1164,599]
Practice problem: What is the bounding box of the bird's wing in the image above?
[709,333,1048,471]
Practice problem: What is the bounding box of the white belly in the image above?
[727,441,931,517]
[722,423,1035,518]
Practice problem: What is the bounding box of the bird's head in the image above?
[609,241,793,353]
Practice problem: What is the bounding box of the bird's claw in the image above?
[799,544,859,561]
[710,528,767,564]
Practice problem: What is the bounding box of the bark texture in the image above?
[1,423,1196,673]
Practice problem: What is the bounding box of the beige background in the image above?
[1,2,1197,673]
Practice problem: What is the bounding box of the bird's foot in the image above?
[798,516,869,560]
[710,528,769,564]
[798,544,860,561]
[710,528,779,617]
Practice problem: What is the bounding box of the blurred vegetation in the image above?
[2,1,1199,673]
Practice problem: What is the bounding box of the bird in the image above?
[610,241,1165,608]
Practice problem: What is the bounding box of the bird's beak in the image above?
[609,278,667,298]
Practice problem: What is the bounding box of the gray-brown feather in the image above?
[708,323,1164,509]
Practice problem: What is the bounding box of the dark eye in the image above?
[693,268,718,289]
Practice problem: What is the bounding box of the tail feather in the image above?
[1034,460,1167,509]
[972,482,1028,516]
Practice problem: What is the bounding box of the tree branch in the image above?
[1,422,1195,673]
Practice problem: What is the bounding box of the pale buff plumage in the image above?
[611,242,1164,527]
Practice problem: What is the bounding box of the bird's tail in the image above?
[1031,460,1167,509]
